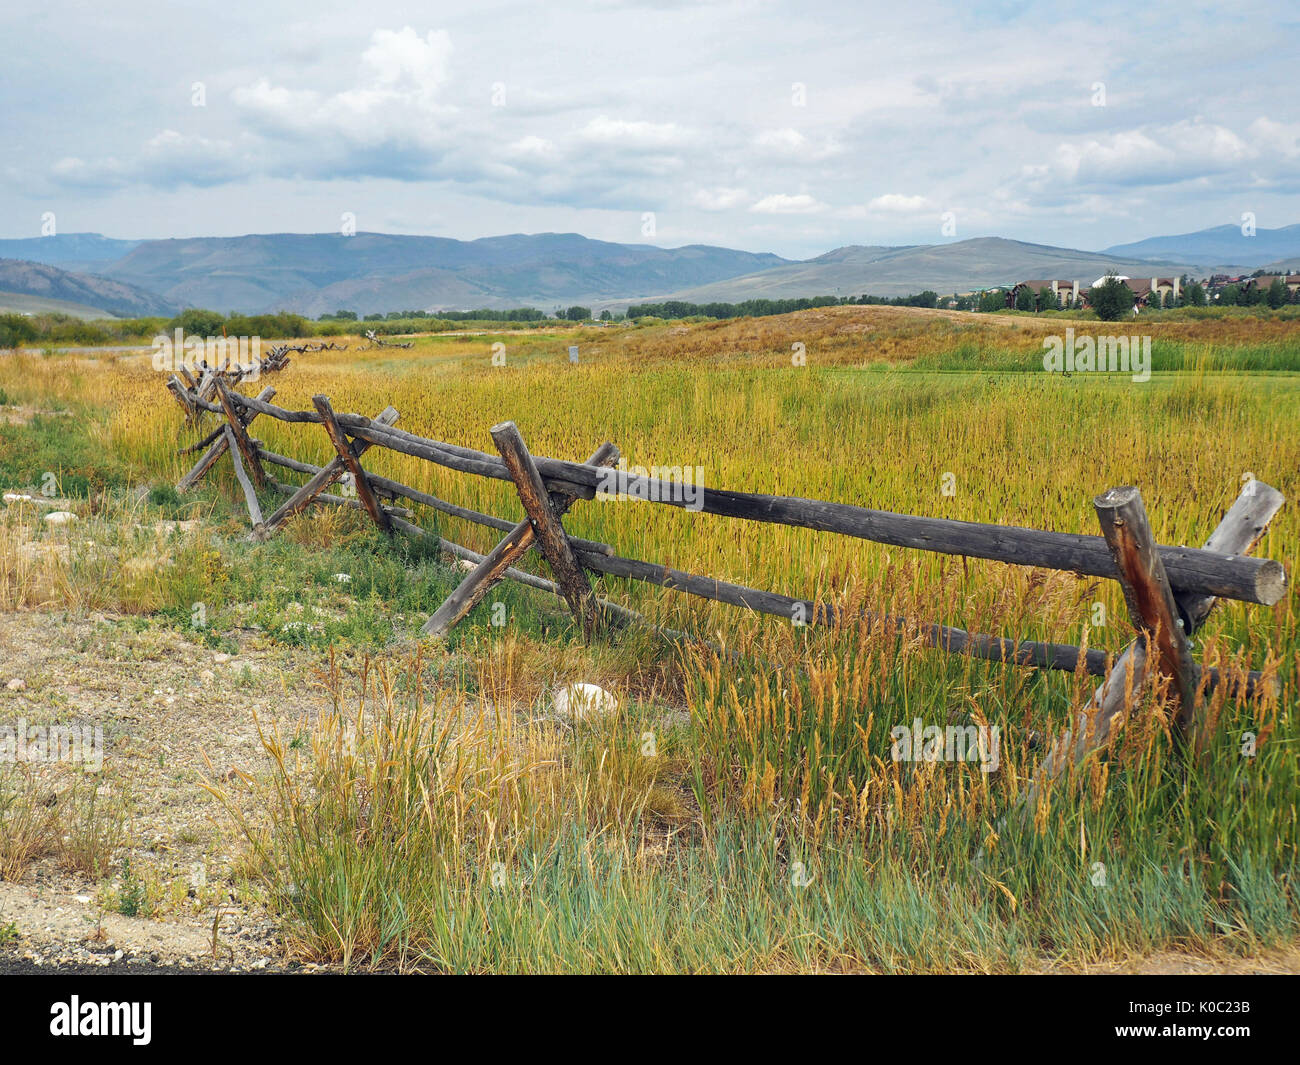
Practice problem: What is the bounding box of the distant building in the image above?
[1206,274,1249,301]
[1244,274,1300,296]
[1117,276,1181,306]
[1008,275,1181,309]
[1006,279,1085,308]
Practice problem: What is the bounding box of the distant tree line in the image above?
[0,312,171,348]
[320,307,549,323]
[625,292,941,320]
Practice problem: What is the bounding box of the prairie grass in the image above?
[0,764,126,882]
[1,306,1297,969]
[201,641,1293,971]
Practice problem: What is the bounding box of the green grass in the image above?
[3,308,1297,971]
[210,642,1295,972]
[0,406,129,497]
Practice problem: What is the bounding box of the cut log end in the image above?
[1093,485,1140,509]
[1254,560,1287,606]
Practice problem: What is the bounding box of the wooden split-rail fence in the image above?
[165,374,1288,781]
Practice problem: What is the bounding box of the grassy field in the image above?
[1,304,1297,972]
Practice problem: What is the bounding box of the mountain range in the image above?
[1102,224,1300,269]
[0,223,1297,320]
[649,238,1195,304]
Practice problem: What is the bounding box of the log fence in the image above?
[166,375,1288,772]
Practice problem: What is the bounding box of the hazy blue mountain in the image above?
[100,232,793,314]
[0,233,143,274]
[643,237,1194,304]
[4,224,1293,318]
[1102,224,1300,269]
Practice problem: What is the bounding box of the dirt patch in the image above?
[1041,944,1300,975]
[0,609,337,970]
[0,405,72,426]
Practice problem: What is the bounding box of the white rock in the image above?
[3,492,33,504]
[551,682,618,721]
[44,511,78,526]
[6,678,25,691]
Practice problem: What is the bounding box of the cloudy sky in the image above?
[2,0,1297,257]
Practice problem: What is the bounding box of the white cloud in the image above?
[866,193,933,213]
[507,135,559,159]
[360,27,451,99]
[752,128,841,161]
[754,128,805,153]
[1034,120,1257,189]
[578,116,692,149]
[750,193,826,214]
[230,26,456,148]
[690,185,750,210]
[51,130,251,189]
[1247,117,1300,160]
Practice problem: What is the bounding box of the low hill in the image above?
[0,259,175,318]
[637,237,1193,304]
[1259,257,1300,275]
[0,291,121,320]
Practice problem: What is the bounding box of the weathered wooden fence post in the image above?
[214,378,269,491]
[176,385,276,493]
[490,420,600,639]
[224,425,265,534]
[1023,479,1284,807]
[312,395,392,535]
[256,405,399,541]
[422,439,619,637]
[1094,485,1198,728]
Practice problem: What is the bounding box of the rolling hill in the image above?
[641,237,1195,304]
[0,291,125,320]
[0,259,175,318]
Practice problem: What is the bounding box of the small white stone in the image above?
[44,511,78,525]
[551,682,618,721]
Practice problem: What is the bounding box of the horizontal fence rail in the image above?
[189,387,1286,608]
